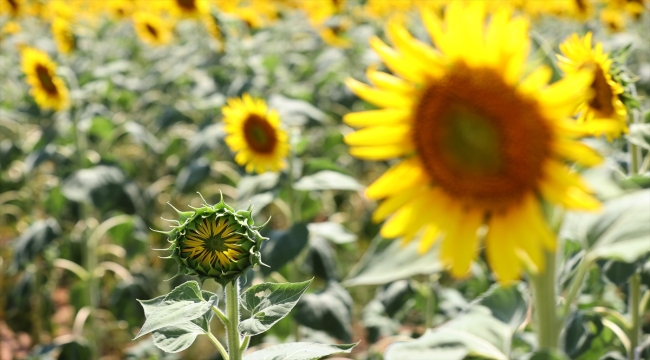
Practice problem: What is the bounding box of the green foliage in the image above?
[239,279,313,336]
[242,342,358,360]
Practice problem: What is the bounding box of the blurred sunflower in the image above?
[557,32,628,140]
[51,17,75,54]
[20,47,69,111]
[132,12,172,46]
[344,3,602,282]
[222,94,289,174]
[107,0,135,20]
[202,13,223,51]
[0,0,23,17]
[169,0,208,18]
[0,21,21,37]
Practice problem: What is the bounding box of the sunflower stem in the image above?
[531,250,560,351]
[207,331,229,360]
[560,256,591,326]
[628,273,641,360]
[225,278,242,360]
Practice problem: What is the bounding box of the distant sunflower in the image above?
[0,0,23,17]
[170,0,208,18]
[344,3,602,282]
[20,47,69,111]
[51,17,75,54]
[133,12,172,46]
[107,0,134,20]
[557,32,628,140]
[222,94,289,174]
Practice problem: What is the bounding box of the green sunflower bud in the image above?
[156,193,268,286]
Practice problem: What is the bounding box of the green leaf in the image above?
[10,218,61,272]
[294,281,353,342]
[260,223,309,275]
[242,342,357,360]
[302,236,339,280]
[174,157,211,193]
[343,236,443,286]
[526,349,571,360]
[307,222,357,244]
[61,165,140,214]
[239,279,313,336]
[627,124,650,150]
[385,284,527,360]
[563,190,650,263]
[562,311,604,358]
[293,170,363,191]
[135,281,218,339]
[150,322,205,353]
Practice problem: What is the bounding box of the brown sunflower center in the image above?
[145,23,159,38]
[588,65,615,117]
[243,114,277,154]
[413,65,552,211]
[35,64,58,95]
[7,0,18,13]
[176,0,197,11]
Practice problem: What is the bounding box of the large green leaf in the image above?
[307,222,357,244]
[10,218,61,272]
[135,281,218,339]
[260,223,310,275]
[562,190,650,263]
[384,284,527,360]
[343,236,443,286]
[293,170,363,191]
[243,342,357,360]
[239,279,313,336]
[294,281,353,342]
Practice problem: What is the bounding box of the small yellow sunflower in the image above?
[557,32,628,140]
[132,12,173,46]
[20,47,70,111]
[107,0,135,20]
[51,17,75,54]
[169,0,209,18]
[0,0,23,17]
[222,94,289,174]
[0,21,21,38]
[344,3,602,283]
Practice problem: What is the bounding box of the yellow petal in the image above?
[344,124,411,147]
[366,158,427,199]
[345,77,412,109]
[486,214,521,284]
[417,224,440,255]
[372,186,422,222]
[366,65,415,93]
[441,207,483,278]
[349,144,413,160]
[343,108,410,127]
[369,36,424,84]
[553,139,603,167]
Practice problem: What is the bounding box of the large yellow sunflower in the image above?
[222,94,289,174]
[20,47,70,111]
[132,12,173,46]
[344,3,602,283]
[557,32,628,140]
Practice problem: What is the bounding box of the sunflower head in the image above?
[133,12,173,46]
[557,32,628,140]
[344,3,602,283]
[159,194,268,286]
[170,0,209,18]
[51,17,76,54]
[20,47,70,111]
[1,0,23,17]
[223,94,289,174]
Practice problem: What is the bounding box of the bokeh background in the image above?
[1,1,650,359]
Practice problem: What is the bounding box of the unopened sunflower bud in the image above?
[157,193,268,285]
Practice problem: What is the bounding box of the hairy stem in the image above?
[531,250,559,350]
[225,279,242,360]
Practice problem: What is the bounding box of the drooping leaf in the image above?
[294,281,353,342]
[243,342,357,360]
[562,311,604,358]
[307,222,357,244]
[135,281,218,339]
[260,223,309,275]
[627,123,650,150]
[344,236,443,286]
[302,236,338,280]
[174,157,210,192]
[293,170,363,191]
[11,218,61,271]
[239,279,313,336]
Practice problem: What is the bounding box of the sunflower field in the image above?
[1,1,650,359]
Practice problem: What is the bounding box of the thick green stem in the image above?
[225,279,242,360]
[207,331,229,360]
[531,250,560,350]
[628,273,641,360]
